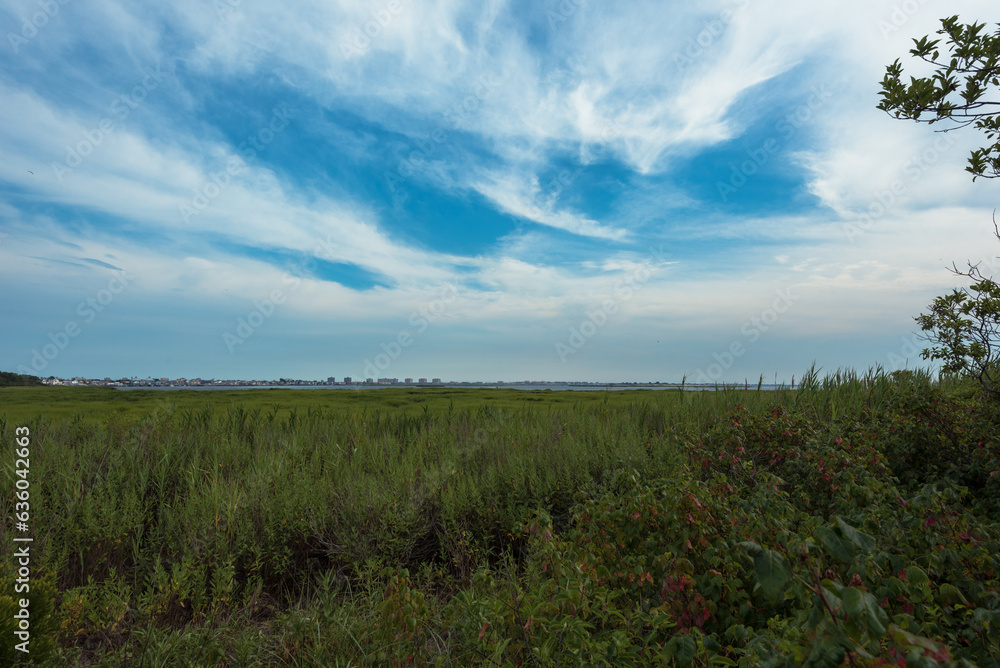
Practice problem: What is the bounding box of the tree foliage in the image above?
[881,16,1000,395]
[0,371,42,387]
[916,236,1000,397]
[878,15,1000,180]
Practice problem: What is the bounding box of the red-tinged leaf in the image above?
[925,645,951,661]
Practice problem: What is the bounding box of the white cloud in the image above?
[472,170,629,240]
[0,82,468,288]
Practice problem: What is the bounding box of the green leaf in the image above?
[490,638,511,663]
[702,635,723,653]
[754,549,791,602]
[888,624,950,655]
[665,633,698,664]
[806,639,847,668]
[816,525,856,563]
[675,557,695,574]
[834,517,876,552]
[906,566,930,587]
[841,588,889,637]
[939,583,969,606]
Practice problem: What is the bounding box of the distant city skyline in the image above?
[3,1,997,382]
[35,372,802,389]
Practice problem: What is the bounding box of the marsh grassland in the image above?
[2,368,999,666]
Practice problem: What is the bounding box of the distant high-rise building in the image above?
[404,378,414,384]
[432,378,442,384]
[327,377,336,384]
[418,378,427,384]
[343,377,352,384]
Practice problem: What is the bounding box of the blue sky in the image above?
[3,0,1000,383]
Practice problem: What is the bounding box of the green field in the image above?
[1,368,999,666]
[0,385,708,424]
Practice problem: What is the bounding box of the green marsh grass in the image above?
[1,365,996,665]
